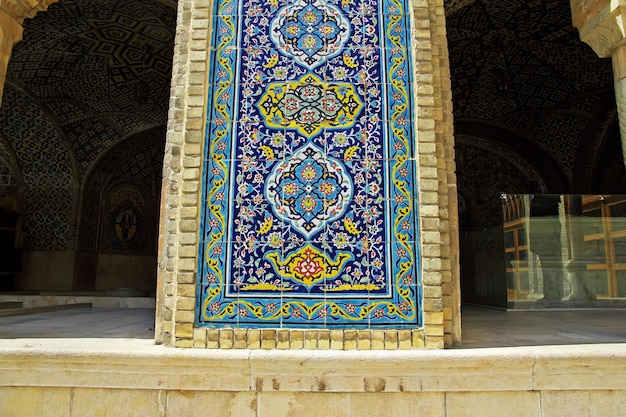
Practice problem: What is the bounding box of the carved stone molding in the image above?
[0,0,57,23]
[571,1,626,58]
[582,8,626,58]
[571,0,612,31]
[0,0,57,106]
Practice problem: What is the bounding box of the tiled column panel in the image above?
[156,0,457,349]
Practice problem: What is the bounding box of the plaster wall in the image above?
[16,251,157,293]
[18,250,75,291]
[94,254,157,293]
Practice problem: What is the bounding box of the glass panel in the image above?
[463,194,626,309]
[583,208,604,235]
[518,227,527,246]
[503,230,515,248]
[609,201,626,218]
[582,237,606,264]
[616,270,626,297]
[613,237,626,264]
[519,249,528,261]
[589,270,609,297]
[518,271,529,291]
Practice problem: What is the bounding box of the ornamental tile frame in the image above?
[156,0,459,349]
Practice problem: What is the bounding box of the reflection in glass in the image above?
[462,194,626,309]
[616,270,626,297]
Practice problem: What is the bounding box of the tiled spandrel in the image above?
[198,0,420,328]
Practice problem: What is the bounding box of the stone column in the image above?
[571,1,626,166]
[0,0,58,107]
[613,46,626,165]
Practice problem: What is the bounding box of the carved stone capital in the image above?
[571,1,626,58]
[0,0,57,23]
[583,7,626,58]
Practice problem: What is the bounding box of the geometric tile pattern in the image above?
[530,114,588,174]
[77,128,165,254]
[3,0,175,251]
[0,87,74,250]
[65,119,119,174]
[10,1,175,115]
[198,0,421,328]
[0,154,17,200]
[0,138,19,200]
[445,0,615,197]
[446,0,613,119]
[566,94,602,115]
[117,152,152,187]
[108,115,156,138]
[499,113,537,132]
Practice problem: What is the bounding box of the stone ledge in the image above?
[0,339,624,393]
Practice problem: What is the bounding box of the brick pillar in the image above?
[571,0,626,167]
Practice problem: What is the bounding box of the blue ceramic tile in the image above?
[197,0,421,328]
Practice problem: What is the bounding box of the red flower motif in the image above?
[293,248,324,282]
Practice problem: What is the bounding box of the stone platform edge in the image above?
[0,339,624,393]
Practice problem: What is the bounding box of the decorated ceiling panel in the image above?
[0,0,175,251]
[7,0,174,122]
[0,87,75,250]
[445,0,616,201]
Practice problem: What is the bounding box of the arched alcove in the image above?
[0,0,175,295]
[74,127,165,293]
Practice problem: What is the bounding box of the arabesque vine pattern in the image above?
[198,0,420,327]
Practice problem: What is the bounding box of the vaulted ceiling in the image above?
[3,0,175,177]
[0,0,176,250]
[445,0,619,208]
[0,0,621,226]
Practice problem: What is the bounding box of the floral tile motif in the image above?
[198,0,420,328]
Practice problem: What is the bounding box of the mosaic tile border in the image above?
[195,0,422,329]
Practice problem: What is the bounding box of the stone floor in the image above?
[0,307,155,339]
[460,304,626,348]
[0,305,624,348]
